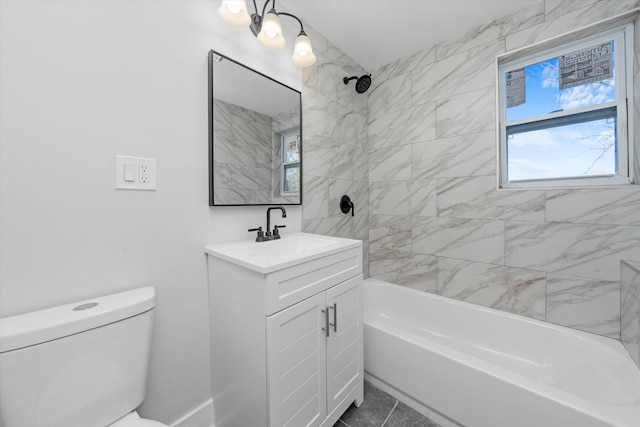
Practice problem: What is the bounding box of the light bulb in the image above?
[218,0,251,28]
[257,9,285,50]
[292,32,316,67]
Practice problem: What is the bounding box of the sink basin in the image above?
[205,232,362,273]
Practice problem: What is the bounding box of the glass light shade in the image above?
[257,10,285,50]
[218,0,251,28]
[292,33,316,67]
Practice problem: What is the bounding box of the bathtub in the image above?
[363,278,640,427]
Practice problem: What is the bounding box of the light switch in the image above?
[123,163,135,182]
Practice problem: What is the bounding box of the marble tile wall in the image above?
[367,0,640,340]
[622,260,640,368]
[301,26,370,274]
[212,99,272,204]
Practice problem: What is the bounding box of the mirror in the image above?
[208,50,302,206]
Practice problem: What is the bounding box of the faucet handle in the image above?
[248,227,268,242]
[273,225,286,239]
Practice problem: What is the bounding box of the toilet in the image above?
[0,286,168,427]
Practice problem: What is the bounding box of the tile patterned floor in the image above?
[333,381,441,427]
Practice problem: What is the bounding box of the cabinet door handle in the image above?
[321,307,330,337]
[329,303,337,332]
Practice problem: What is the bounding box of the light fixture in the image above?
[218,0,251,28]
[218,0,316,67]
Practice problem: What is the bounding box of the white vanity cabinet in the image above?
[205,233,363,427]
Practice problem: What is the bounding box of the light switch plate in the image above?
[116,155,156,190]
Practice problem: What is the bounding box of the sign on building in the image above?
[559,41,612,90]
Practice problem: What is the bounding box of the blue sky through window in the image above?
[504,41,617,181]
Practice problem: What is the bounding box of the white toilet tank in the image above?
[0,287,156,427]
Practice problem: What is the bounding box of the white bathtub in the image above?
[363,278,640,427]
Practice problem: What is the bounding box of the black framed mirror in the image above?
[208,50,302,206]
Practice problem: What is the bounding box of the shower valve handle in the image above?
[340,195,354,216]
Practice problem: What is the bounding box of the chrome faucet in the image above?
[266,206,287,240]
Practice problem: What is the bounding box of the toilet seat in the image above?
[110,411,168,427]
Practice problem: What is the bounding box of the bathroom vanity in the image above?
[205,233,363,427]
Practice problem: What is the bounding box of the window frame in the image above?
[280,128,301,196]
[497,22,635,189]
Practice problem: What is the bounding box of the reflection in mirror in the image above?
[208,50,302,206]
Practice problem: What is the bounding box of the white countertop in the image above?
[205,232,362,274]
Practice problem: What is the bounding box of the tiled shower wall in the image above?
[212,99,273,204]
[622,260,640,367]
[301,28,370,275]
[367,0,640,339]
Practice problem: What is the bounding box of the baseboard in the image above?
[170,398,214,427]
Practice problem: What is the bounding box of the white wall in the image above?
[0,0,301,424]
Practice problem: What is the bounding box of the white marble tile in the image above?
[435,2,544,60]
[353,213,369,242]
[412,217,505,264]
[327,41,366,79]
[302,174,329,220]
[302,51,347,103]
[546,273,621,338]
[621,287,640,368]
[369,145,412,182]
[544,0,600,21]
[303,217,353,240]
[369,215,412,251]
[214,187,270,205]
[437,257,546,319]
[622,260,640,300]
[301,88,335,141]
[369,247,438,292]
[352,146,369,183]
[303,140,353,180]
[437,176,545,221]
[546,188,640,226]
[332,106,368,145]
[505,221,640,281]
[411,131,496,179]
[506,0,640,51]
[435,87,495,139]
[373,46,436,87]
[332,108,368,148]
[368,72,412,118]
[214,162,270,193]
[368,102,436,151]
[409,179,437,217]
[369,181,412,216]
[412,39,504,105]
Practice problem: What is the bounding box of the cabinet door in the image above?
[325,274,363,414]
[266,293,327,427]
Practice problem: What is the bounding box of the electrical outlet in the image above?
[139,164,150,183]
[116,155,156,190]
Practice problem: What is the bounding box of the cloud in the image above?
[559,80,615,109]
[539,61,558,89]
[508,158,550,180]
[509,129,558,148]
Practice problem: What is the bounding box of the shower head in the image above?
[343,74,372,93]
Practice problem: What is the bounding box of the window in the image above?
[281,129,300,195]
[498,23,634,188]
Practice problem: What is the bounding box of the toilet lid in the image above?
[109,412,168,427]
